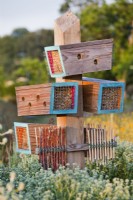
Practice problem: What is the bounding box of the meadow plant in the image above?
[0,134,132,199]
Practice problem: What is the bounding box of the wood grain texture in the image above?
[46,38,113,77]
[16,82,79,116]
[54,11,85,168]
[82,78,124,114]
[60,38,113,76]
[15,84,51,116]
[66,143,91,152]
[83,81,100,113]
[54,11,81,45]
[28,124,57,154]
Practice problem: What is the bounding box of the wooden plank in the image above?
[16,84,51,116]
[60,38,113,49]
[45,39,113,77]
[16,82,79,116]
[54,11,85,168]
[61,40,113,75]
[66,143,91,152]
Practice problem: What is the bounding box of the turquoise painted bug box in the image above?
[14,122,57,154]
[15,82,78,116]
[82,78,125,114]
[45,39,113,78]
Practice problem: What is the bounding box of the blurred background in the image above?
[0,0,133,141]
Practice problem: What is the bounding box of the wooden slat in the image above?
[84,124,116,164]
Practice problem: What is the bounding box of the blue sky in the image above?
[0,0,113,36]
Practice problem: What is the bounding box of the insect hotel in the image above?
[45,39,113,78]
[14,11,125,170]
[82,77,125,114]
[15,82,78,116]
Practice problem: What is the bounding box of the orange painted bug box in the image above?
[45,39,113,78]
[15,82,78,116]
[14,122,57,154]
[82,78,125,114]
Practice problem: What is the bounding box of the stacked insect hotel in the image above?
[39,126,66,171]
[14,122,57,154]
[82,78,125,114]
[84,124,117,164]
[45,39,113,78]
[15,82,78,116]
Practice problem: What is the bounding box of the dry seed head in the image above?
[10,171,16,182]
[18,182,25,191]
[2,138,8,145]
[6,183,14,192]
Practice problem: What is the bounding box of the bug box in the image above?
[82,78,125,114]
[45,39,113,78]
[14,122,57,154]
[15,82,78,116]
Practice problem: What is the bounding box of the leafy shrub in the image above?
[87,141,133,181]
[0,142,132,200]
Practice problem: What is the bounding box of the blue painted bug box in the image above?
[15,82,78,116]
[45,39,113,78]
[82,78,125,114]
[50,82,78,114]
[14,122,57,154]
[14,122,31,154]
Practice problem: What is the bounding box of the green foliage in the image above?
[0,28,54,99]
[87,141,133,181]
[0,142,133,200]
[60,0,133,84]
[113,46,133,81]
[11,28,29,38]
[12,58,49,85]
[0,171,24,200]
[0,58,49,98]
[80,0,133,80]
[0,66,6,97]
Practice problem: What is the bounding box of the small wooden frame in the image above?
[14,122,31,154]
[45,39,113,78]
[82,78,125,114]
[15,82,78,116]
[50,82,78,114]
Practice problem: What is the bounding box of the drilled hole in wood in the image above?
[22,97,25,101]
[28,102,32,107]
[36,95,40,100]
[94,59,98,65]
[43,102,46,107]
[77,53,82,60]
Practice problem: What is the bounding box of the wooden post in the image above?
[54,11,84,168]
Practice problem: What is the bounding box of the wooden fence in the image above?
[35,124,117,170]
[84,124,116,165]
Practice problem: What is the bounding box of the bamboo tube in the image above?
[87,125,92,162]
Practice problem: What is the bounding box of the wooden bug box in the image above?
[14,122,57,154]
[82,78,125,114]
[15,82,78,116]
[45,39,113,78]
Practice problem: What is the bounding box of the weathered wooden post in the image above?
[54,11,85,168]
